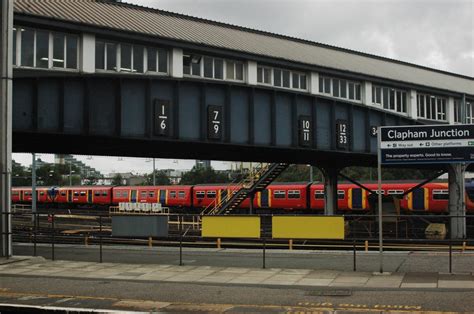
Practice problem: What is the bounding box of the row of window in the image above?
[183,54,244,81]
[12,27,78,69]
[257,66,307,91]
[319,76,361,102]
[95,40,168,74]
[417,94,447,121]
[454,99,474,124]
[372,85,408,114]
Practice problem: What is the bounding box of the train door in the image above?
[131,190,137,203]
[20,190,23,202]
[412,188,425,211]
[159,190,166,205]
[351,188,363,209]
[260,190,269,208]
[219,189,228,205]
[67,190,72,203]
[88,190,93,203]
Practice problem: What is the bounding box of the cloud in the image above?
[129,0,473,76]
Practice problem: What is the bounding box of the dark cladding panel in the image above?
[275,93,292,146]
[179,83,200,140]
[368,111,383,153]
[230,87,248,144]
[12,80,34,130]
[38,80,60,131]
[296,96,312,117]
[89,79,116,136]
[254,90,271,145]
[63,80,84,134]
[121,80,146,137]
[385,115,398,127]
[315,100,331,149]
[352,107,366,152]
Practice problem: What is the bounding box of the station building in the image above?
[11,0,473,127]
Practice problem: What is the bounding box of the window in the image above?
[274,69,282,87]
[147,47,168,74]
[225,60,244,81]
[282,70,290,88]
[94,191,101,196]
[40,191,45,196]
[133,46,144,73]
[214,58,223,79]
[337,190,345,200]
[158,49,168,73]
[12,28,16,66]
[119,44,144,73]
[170,191,177,198]
[257,66,272,84]
[388,190,404,195]
[314,191,324,199]
[178,191,186,199]
[80,191,86,196]
[258,65,307,90]
[320,76,361,101]
[288,190,301,199]
[61,191,66,196]
[20,28,34,67]
[102,191,108,196]
[140,191,147,198]
[417,93,447,121]
[196,191,205,199]
[53,34,64,68]
[433,190,449,200]
[115,191,121,197]
[66,36,78,69]
[372,85,407,114]
[96,41,105,70]
[35,30,49,68]
[148,192,155,197]
[147,47,157,72]
[207,191,217,198]
[96,41,117,71]
[274,190,286,199]
[106,43,116,71]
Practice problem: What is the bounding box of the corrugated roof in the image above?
[13,0,474,95]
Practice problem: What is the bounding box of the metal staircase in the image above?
[201,162,289,215]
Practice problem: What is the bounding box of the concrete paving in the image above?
[2,255,474,289]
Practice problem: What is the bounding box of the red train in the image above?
[11,181,474,213]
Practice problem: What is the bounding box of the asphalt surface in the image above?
[1,275,474,312]
[12,243,474,274]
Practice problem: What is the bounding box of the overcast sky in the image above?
[13,0,474,174]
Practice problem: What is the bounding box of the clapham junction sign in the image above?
[379,124,474,165]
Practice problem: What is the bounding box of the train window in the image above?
[102,191,108,196]
[207,191,216,198]
[375,190,385,194]
[140,191,147,198]
[170,191,177,198]
[433,190,449,200]
[60,192,66,196]
[178,191,186,199]
[314,191,324,199]
[288,190,301,199]
[12,191,19,196]
[337,190,345,200]
[149,192,155,198]
[94,191,101,196]
[122,191,128,197]
[80,191,86,196]
[40,192,45,196]
[196,191,205,199]
[274,190,286,199]
[388,190,404,195]
[74,191,79,196]
[115,192,121,197]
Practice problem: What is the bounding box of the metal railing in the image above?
[2,211,474,273]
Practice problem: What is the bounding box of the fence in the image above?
[2,211,474,273]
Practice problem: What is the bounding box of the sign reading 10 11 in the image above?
[298,116,311,146]
[207,105,222,140]
[154,99,170,136]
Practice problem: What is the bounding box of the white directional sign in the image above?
[379,124,474,164]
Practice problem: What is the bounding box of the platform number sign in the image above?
[208,105,222,140]
[298,116,311,146]
[370,126,378,137]
[154,99,170,136]
[336,119,349,149]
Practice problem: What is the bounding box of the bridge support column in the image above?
[322,167,338,215]
[0,0,13,258]
[448,164,466,239]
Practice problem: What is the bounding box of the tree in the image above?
[180,166,228,185]
[112,174,124,186]
[142,170,171,185]
[274,164,319,182]
[83,174,101,186]
[341,166,440,182]
[11,161,31,186]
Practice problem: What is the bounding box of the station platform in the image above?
[2,246,474,312]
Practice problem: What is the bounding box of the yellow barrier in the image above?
[202,216,260,238]
[272,216,344,239]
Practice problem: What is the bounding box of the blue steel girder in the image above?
[11,74,417,168]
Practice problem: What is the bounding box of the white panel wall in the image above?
[309,72,319,95]
[81,33,95,73]
[246,60,257,85]
[170,48,183,78]
[408,90,417,119]
[363,81,372,106]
